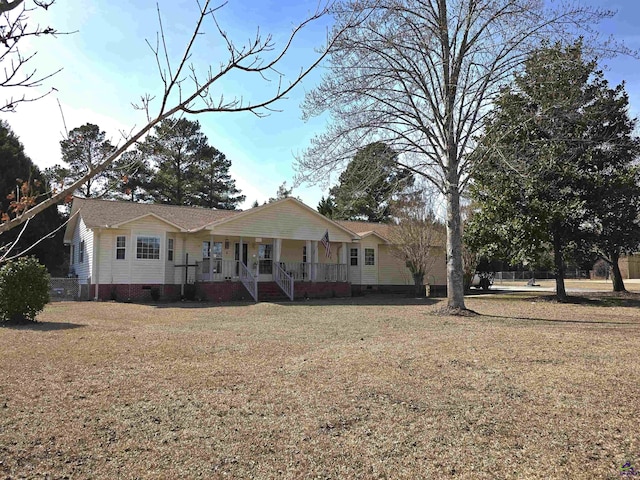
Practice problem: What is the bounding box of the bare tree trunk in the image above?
[608,250,626,292]
[553,233,567,302]
[446,183,466,309]
[412,272,425,297]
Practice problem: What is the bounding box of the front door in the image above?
[258,243,273,281]
[234,243,248,276]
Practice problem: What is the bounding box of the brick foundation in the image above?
[91,284,181,302]
[294,282,351,300]
[89,281,351,303]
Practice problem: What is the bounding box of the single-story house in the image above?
[63,196,446,302]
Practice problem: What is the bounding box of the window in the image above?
[211,241,222,273]
[350,248,358,266]
[79,240,85,263]
[70,244,75,265]
[167,238,174,262]
[302,246,307,263]
[116,236,126,260]
[365,248,375,266]
[136,236,160,259]
[202,241,211,259]
[258,243,273,274]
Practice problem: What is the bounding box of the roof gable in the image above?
[205,198,359,242]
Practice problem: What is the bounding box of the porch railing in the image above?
[196,259,347,284]
[280,262,347,283]
[273,262,294,301]
[239,261,258,302]
[196,259,238,282]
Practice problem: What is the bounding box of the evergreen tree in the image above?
[108,150,154,202]
[467,41,640,300]
[317,196,335,218]
[142,118,205,205]
[142,118,243,208]
[329,142,413,223]
[0,121,65,273]
[54,123,115,198]
[194,145,245,209]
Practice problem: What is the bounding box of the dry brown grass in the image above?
[2,293,640,479]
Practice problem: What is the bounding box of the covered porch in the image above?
[188,236,350,302]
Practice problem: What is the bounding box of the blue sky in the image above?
[3,0,640,210]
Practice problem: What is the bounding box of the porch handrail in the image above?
[274,261,294,301]
[239,261,258,302]
[281,262,347,282]
[195,259,238,282]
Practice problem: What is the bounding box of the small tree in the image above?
[388,190,444,296]
[0,256,49,323]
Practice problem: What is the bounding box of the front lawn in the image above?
[1,293,639,478]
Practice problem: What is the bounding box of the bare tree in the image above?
[295,0,624,311]
[0,0,69,112]
[0,0,363,234]
[388,188,444,296]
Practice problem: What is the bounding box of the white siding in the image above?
[378,244,413,285]
[361,237,378,285]
[211,201,354,243]
[348,243,361,285]
[96,229,132,285]
[70,217,94,284]
[93,217,181,286]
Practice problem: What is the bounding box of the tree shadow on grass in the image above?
[477,313,638,326]
[533,293,640,309]
[1,321,85,331]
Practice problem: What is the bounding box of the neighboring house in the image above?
[618,255,640,279]
[63,197,446,302]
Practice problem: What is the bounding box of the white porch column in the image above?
[181,233,187,296]
[341,242,348,264]
[341,242,348,283]
[305,240,312,280]
[274,238,282,263]
[210,232,216,281]
[311,240,318,282]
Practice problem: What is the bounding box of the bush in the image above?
[0,256,50,323]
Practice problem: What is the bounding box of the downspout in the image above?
[93,229,100,300]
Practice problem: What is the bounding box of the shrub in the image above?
[0,256,50,323]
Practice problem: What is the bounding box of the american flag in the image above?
[321,230,331,258]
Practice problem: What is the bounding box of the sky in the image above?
[3,0,640,211]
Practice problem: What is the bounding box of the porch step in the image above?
[258,282,289,302]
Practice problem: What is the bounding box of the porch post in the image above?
[210,231,215,281]
[312,240,318,282]
[341,242,348,282]
[274,238,282,263]
[305,240,312,281]
[181,233,187,296]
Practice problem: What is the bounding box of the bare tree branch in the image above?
[295,0,630,309]
[0,0,364,234]
[0,0,75,112]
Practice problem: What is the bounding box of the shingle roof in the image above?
[71,197,242,231]
[335,220,395,240]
